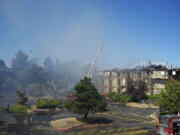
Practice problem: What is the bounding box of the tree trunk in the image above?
[83,112,88,119]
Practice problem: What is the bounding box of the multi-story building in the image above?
[94,66,180,95]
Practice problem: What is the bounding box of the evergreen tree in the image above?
[136,80,148,101]
[12,50,29,72]
[0,59,16,94]
[16,90,28,105]
[65,77,107,118]
[157,81,180,114]
[126,78,147,102]
[0,59,7,69]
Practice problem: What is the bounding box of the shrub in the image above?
[64,100,73,110]
[107,92,133,103]
[148,94,160,104]
[120,94,133,103]
[50,99,62,107]
[107,92,117,98]
[36,99,51,108]
[112,93,121,102]
[16,90,28,105]
[36,98,62,108]
[10,104,29,113]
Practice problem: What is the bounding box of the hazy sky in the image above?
[0,0,180,69]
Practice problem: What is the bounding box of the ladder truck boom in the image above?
[87,40,104,78]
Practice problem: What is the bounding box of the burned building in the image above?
[94,64,180,96]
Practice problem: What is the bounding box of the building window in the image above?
[172,71,176,75]
[153,90,161,95]
[161,71,165,76]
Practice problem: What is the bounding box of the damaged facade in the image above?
[94,66,180,95]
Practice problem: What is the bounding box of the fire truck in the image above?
[66,93,74,101]
[157,115,180,135]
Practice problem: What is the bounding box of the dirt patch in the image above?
[126,102,159,108]
[50,117,112,131]
[50,117,84,130]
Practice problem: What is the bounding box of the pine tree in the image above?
[157,81,180,114]
[65,77,107,118]
[16,90,28,105]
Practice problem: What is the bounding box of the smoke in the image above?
[33,11,105,66]
[0,0,105,69]
[1,0,179,70]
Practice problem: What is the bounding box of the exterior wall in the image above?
[96,68,176,96]
[153,83,165,94]
[151,70,168,95]
[168,69,180,81]
[121,78,126,86]
[104,78,110,93]
[103,72,111,93]
[111,78,119,92]
[111,72,118,92]
[151,71,168,79]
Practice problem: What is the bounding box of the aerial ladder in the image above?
[87,40,104,78]
[48,80,57,91]
[66,41,104,100]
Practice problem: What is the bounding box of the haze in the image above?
[0,0,180,69]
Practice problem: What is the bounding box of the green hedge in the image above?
[107,92,117,98]
[120,94,133,103]
[36,98,62,108]
[10,104,29,113]
[112,93,121,101]
[147,94,161,105]
[107,92,133,103]
[50,99,62,107]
